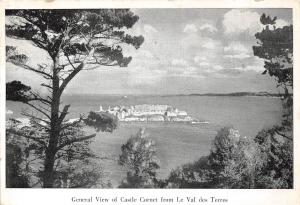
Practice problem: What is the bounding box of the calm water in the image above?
[6,95,283,187]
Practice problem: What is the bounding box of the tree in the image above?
[118,128,160,188]
[6,118,48,187]
[6,116,108,188]
[253,13,293,139]
[167,156,211,188]
[253,13,293,88]
[167,128,261,188]
[6,120,31,188]
[208,128,262,188]
[254,128,293,188]
[252,14,293,188]
[5,9,144,187]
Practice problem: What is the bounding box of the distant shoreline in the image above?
[161,92,291,98]
[63,92,291,98]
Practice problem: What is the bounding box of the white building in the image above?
[166,111,177,117]
[124,117,140,121]
[132,104,169,116]
[148,115,164,122]
[177,110,187,116]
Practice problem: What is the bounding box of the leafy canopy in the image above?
[253,13,293,87]
[6,9,144,67]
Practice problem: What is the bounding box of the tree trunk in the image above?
[43,60,61,188]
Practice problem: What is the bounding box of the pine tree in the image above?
[6,9,144,187]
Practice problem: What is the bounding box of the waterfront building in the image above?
[165,111,177,117]
[96,104,197,123]
[177,110,188,116]
[124,117,140,121]
[148,115,164,122]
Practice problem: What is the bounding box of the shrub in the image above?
[118,128,160,188]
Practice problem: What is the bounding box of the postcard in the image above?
[0,0,299,204]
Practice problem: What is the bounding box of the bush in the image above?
[167,128,261,188]
[118,128,160,188]
[254,127,293,188]
[6,118,104,188]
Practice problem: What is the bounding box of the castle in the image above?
[96,104,197,123]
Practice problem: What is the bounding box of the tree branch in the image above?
[8,62,53,79]
[66,55,77,70]
[21,112,50,125]
[23,134,48,148]
[29,91,52,105]
[56,133,96,151]
[59,48,95,96]
[26,102,51,120]
[41,83,52,90]
[274,130,292,141]
[58,104,70,125]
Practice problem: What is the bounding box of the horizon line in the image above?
[63,91,288,96]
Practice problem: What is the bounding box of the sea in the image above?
[6,95,283,187]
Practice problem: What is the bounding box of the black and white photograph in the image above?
[3,6,294,191]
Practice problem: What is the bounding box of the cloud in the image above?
[226,66,260,72]
[199,23,218,33]
[167,64,205,78]
[218,68,242,76]
[244,57,265,72]
[213,65,224,71]
[224,42,249,53]
[183,24,198,33]
[223,41,252,59]
[181,66,199,77]
[127,48,160,66]
[223,9,263,35]
[202,41,218,49]
[171,59,188,66]
[243,65,264,72]
[127,65,166,86]
[143,24,158,33]
[193,56,210,67]
[180,31,223,66]
[194,56,207,63]
[224,53,251,59]
[199,62,210,67]
[183,23,217,34]
[137,50,155,58]
[223,57,265,73]
[275,19,290,28]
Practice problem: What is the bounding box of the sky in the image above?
[6,8,292,95]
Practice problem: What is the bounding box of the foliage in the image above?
[83,111,118,132]
[167,128,261,188]
[254,128,293,188]
[6,119,46,187]
[5,9,143,187]
[6,9,144,66]
[6,142,30,188]
[208,128,261,188]
[6,118,106,188]
[118,128,160,188]
[252,14,293,188]
[6,81,33,103]
[253,13,293,87]
[6,45,28,64]
[167,156,211,188]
